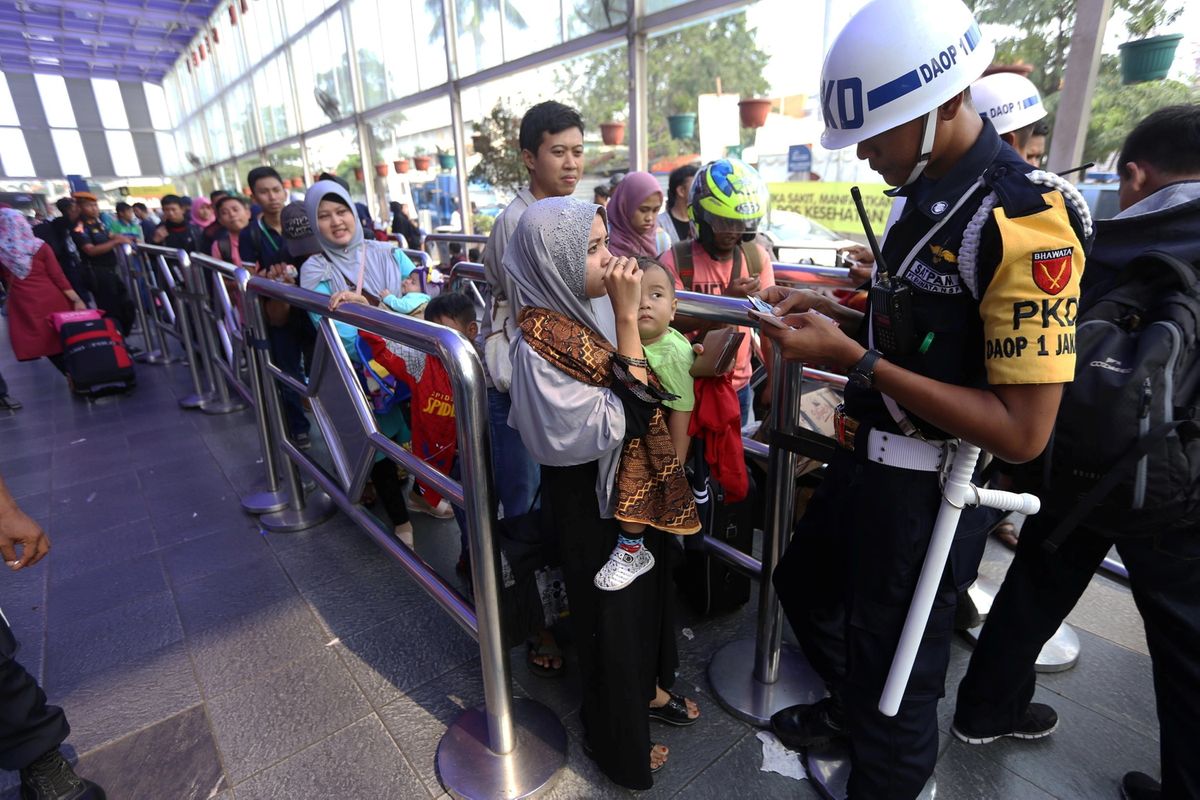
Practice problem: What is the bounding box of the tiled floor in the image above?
[0,320,1161,799]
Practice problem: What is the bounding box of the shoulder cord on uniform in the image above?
[958,169,1094,299]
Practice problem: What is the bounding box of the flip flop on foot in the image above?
[526,631,564,678]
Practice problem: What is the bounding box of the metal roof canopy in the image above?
[0,0,222,83]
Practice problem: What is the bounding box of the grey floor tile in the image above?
[673,729,822,800]
[0,450,51,474]
[1065,573,1148,655]
[44,591,183,691]
[151,501,260,549]
[208,646,371,783]
[186,595,327,698]
[143,477,241,521]
[74,705,227,800]
[269,519,395,591]
[47,552,168,627]
[3,468,53,500]
[301,555,427,639]
[52,641,202,754]
[45,517,159,582]
[173,554,299,636]
[232,715,428,800]
[333,596,479,708]
[159,525,273,587]
[935,740,1055,800]
[970,687,1160,800]
[138,455,227,486]
[377,660,488,797]
[1036,628,1159,742]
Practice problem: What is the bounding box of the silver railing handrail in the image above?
[771,261,857,289]
[423,232,489,247]
[241,274,538,762]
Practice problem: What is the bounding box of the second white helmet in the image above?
[819,0,995,150]
[970,72,1047,135]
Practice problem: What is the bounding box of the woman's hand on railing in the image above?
[329,290,370,311]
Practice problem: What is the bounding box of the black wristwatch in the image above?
[848,349,882,389]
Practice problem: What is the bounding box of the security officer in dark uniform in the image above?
[753,0,1092,796]
[70,192,136,338]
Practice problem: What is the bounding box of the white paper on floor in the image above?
[757,731,807,781]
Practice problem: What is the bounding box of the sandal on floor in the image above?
[526,636,565,679]
[649,692,699,727]
[581,739,668,774]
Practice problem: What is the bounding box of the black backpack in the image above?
[1037,250,1200,552]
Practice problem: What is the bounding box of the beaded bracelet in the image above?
[613,352,650,369]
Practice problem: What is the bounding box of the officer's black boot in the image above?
[19,749,106,800]
[770,694,847,750]
[1120,772,1162,800]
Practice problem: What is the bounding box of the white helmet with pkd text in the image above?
[970,72,1047,135]
[820,0,995,184]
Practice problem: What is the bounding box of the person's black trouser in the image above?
[88,264,134,337]
[267,308,313,438]
[0,368,7,397]
[60,261,91,305]
[0,614,69,771]
[955,514,1200,800]
[369,458,410,528]
[774,449,991,799]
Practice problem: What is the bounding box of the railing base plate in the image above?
[708,638,826,727]
[240,486,289,515]
[201,397,247,415]
[179,392,214,410]
[437,698,567,800]
[258,491,337,532]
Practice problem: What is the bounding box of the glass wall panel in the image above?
[286,0,337,38]
[348,0,406,110]
[305,125,364,199]
[205,104,230,161]
[184,117,209,165]
[106,130,141,177]
[35,74,76,128]
[293,14,353,130]
[235,154,266,194]
[0,128,35,176]
[92,79,130,129]
[254,54,297,145]
[156,131,181,176]
[240,0,286,66]
[194,48,218,102]
[145,83,173,130]
[264,141,307,193]
[502,0,563,62]
[366,97,452,166]
[225,81,257,156]
[214,10,248,87]
[453,0,503,77]
[411,0,448,90]
[50,129,89,175]
[0,73,18,127]
[566,0,628,38]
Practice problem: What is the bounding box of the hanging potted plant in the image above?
[738,97,773,128]
[1118,6,1185,84]
[600,119,626,146]
[353,167,365,181]
[413,148,432,171]
[437,146,456,171]
[394,156,410,173]
[374,162,389,177]
[667,94,698,140]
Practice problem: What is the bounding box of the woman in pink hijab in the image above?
[607,172,668,258]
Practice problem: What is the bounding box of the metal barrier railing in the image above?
[449,258,834,726]
[131,243,217,410]
[240,274,566,798]
[176,250,245,415]
[115,243,176,365]
[772,261,857,289]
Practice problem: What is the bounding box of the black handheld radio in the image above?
[851,186,914,356]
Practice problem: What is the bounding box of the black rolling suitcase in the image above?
[59,315,136,397]
[677,440,756,616]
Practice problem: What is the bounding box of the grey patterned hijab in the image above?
[503,196,617,344]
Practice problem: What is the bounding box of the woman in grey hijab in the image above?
[300,180,422,545]
[506,196,692,788]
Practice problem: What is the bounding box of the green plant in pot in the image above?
[666,91,697,141]
[437,146,456,171]
[1119,4,1185,85]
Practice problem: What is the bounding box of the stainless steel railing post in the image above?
[754,353,804,685]
[244,280,335,532]
[137,247,181,364]
[179,250,244,415]
[156,252,214,410]
[117,243,167,363]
